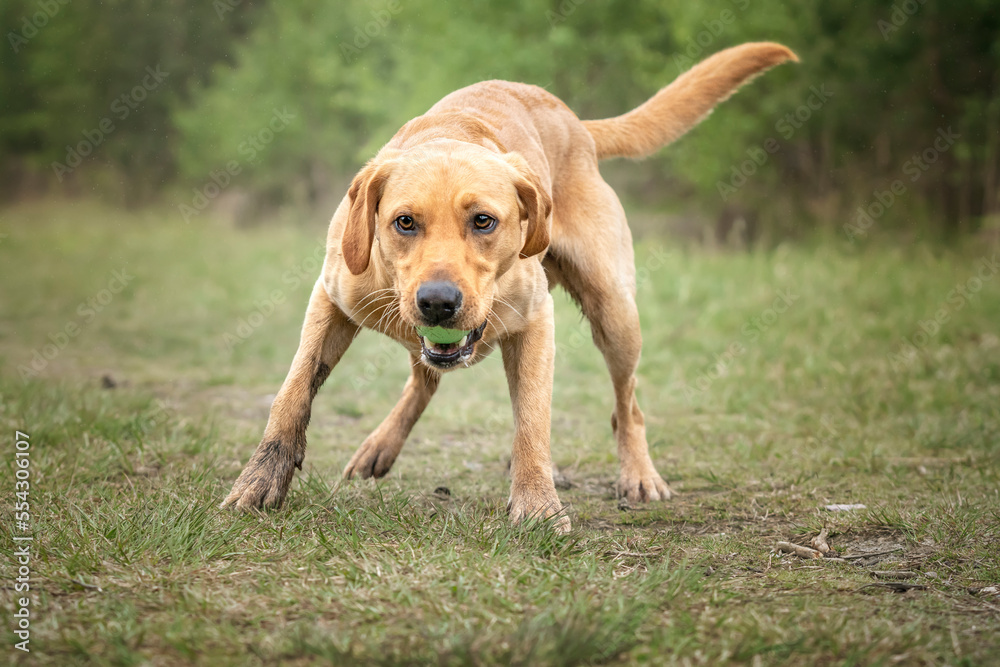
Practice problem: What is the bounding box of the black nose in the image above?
[416,281,463,325]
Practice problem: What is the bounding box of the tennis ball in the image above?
[416,326,469,345]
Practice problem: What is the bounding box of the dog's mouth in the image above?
[417,320,488,369]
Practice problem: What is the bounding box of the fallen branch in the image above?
[777,541,823,559]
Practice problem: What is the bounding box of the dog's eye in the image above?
[472,214,497,233]
[394,215,416,234]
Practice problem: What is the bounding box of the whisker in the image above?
[353,300,395,331]
[350,292,392,317]
[370,301,395,331]
[491,294,526,322]
[376,303,402,334]
[352,287,398,312]
[487,310,511,339]
[348,287,402,339]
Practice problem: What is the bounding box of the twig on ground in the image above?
[777,541,823,559]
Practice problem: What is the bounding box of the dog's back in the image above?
[399,42,797,170]
[380,42,797,237]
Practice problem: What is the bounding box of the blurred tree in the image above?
[3,0,999,238]
[176,0,396,210]
[1,0,263,203]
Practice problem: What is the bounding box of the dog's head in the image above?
[342,142,551,370]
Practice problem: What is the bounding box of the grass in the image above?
[1,199,998,665]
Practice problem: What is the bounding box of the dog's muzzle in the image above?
[418,320,487,369]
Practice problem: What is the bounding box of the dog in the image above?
[221,42,797,532]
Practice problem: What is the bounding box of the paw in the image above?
[220,440,299,510]
[342,434,401,480]
[617,466,671,503]
[507,487,571,533]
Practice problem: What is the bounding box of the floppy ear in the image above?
[505,154,552,259]
[343,159,392,275]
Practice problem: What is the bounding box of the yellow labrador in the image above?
[222,42,797,532]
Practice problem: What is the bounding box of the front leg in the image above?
[343,354,440,479]
[221,279,358,510]
[501,292,570,533]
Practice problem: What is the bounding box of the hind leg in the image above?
[597,297,671,503]
[548,184,671,503]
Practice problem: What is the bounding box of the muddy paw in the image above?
[507,488,571,533]
[342,435,401,480]
[617,467,672,503]
[220,440,299,510]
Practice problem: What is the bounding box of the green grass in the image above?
[1,200,999,665]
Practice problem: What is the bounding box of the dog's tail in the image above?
[582,42,798,160]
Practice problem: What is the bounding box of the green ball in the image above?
[416,326,469,345]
